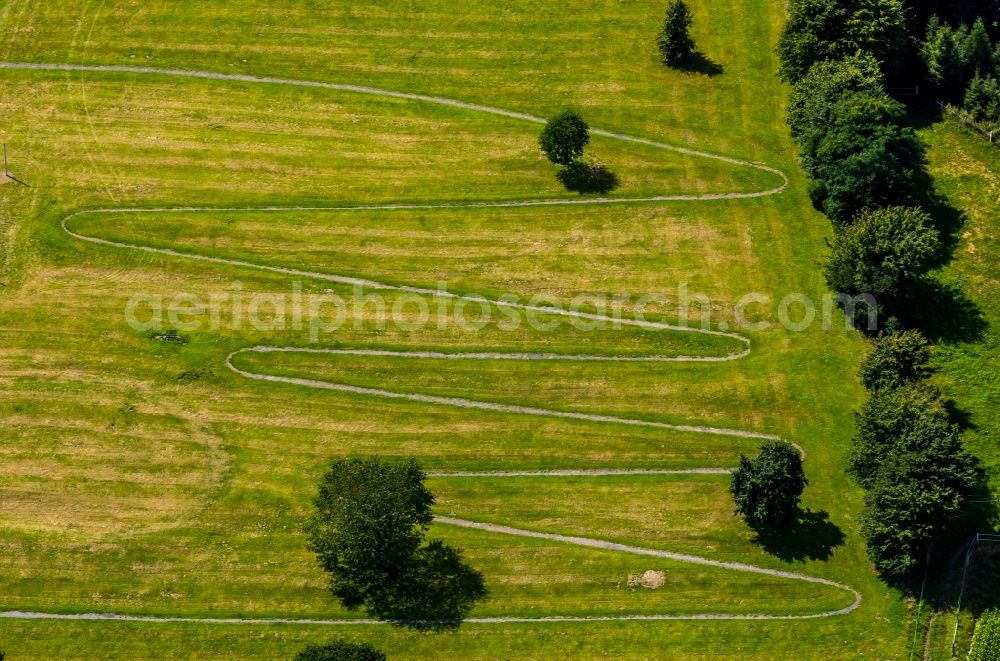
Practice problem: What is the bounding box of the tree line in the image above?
[778,0,992,588]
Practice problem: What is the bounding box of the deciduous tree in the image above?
[787,53,885,146]
[729,441,807,532]
[777,0,908,83]
[859,330,932,391]
[823,207,940,316]
[806,98,924,225]
[307,458,486,628]
[538,110,590,166]
[849,381,951,487]
[859,425,977,583]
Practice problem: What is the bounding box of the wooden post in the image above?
[1,145,31,188]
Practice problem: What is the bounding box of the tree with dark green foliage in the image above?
[849,381,953,487]
[924,16,998,102]
[805,96,924,225]
[729,441,807,532]
[787,53,886,146]
[859,424,978,583]
[657,0,696,67]
[859,330,932,391]
[786,55,925,226]
[293,640,386,661]
[307,457,487,629]
[776,0,909,83]
[963,17,996,76]
[823,207,940,322]
[907,1,1000,35]
[923,18,972,101]
[538,110,590,166]
[965,73,1000,124]
[850,377,979,584]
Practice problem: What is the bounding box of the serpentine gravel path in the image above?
[0,62,861,625]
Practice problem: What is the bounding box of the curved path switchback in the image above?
[0,61,861,626]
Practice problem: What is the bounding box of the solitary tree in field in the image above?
[657,0,696,67]
[539,110,590,166]
[293,640,386,661]
[307,457,486,629]
[729,441,807,532]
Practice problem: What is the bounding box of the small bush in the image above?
[556,160,620,194]
[969,609,1000,661]
[293,640,386,661]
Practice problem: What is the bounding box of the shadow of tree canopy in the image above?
[944,398,977,432]
[676,51,724,77]
[895,278,988,344]
[557,161,620,195]
[911,177,969,266]
[378,540,489,631]
[750,510,846,563]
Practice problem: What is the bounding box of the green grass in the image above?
[922,121,1000,494]
[898,116,1000,660]
[0,0,924,658]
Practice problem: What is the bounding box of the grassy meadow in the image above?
[0,0,933,658]
[903,118,1000,659]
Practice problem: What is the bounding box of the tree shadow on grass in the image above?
[557,161,620,195]
[944,398,977,432]
[677,51,724,77]
[925,196,968,265]
[909,169,969,264]
[751,510,846,563]
[897,278,988,345]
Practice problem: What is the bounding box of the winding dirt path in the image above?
[0,62,862,626]
[0,61,787,201]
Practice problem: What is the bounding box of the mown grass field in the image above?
[0,0,930,658]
